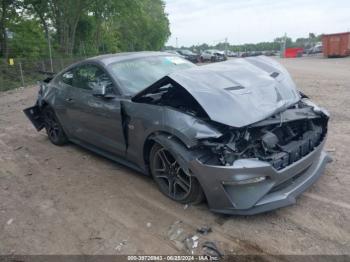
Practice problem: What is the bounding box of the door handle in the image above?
[65,98,74,103]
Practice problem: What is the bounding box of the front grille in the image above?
[268,126,324,170]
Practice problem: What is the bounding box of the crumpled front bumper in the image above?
[190,138,332,215]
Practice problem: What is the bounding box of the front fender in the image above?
[154,107,223,148]
[123,101,223,172]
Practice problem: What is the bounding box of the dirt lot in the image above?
[0,56,349,256]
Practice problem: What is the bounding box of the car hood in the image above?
[133,56,301,128]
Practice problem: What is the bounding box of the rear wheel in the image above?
[42,106,68,146]
[149,143,204,204]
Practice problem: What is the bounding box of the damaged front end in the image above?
[199,101,328,170]
[133,85,331,214]
[23,78,53,131]
[189,101,331,215]
[189,100,331,214]
[132,56,331,214]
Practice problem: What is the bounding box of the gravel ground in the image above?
[0,56,349,256]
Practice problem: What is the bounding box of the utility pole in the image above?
[48,34,53,72]
[43,25,53,72]
[280,33,287,58]
[81,41,87,57]
[225,37,228,55]
[176,37,178,49]
[19,62,25,87]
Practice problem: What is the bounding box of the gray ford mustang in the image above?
[24,52,332,215]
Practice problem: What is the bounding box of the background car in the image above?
[262,50,276,56]
[200,49,227,62]
[306,43,323,55]
[226,50,238,57]
[250,51,263,56]
[164,50,186,59]
[176,49,200,63]
[240,51,250,57]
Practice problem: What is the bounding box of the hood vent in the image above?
[224,86,244,91]
[270,72,280,78]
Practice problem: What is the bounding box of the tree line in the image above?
[0,0,170,59]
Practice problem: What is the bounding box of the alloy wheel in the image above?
[152,147,192,201]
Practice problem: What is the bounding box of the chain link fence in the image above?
[0,57,85,91]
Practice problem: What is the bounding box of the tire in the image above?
[42,106,68,146]
[149,143,204,204]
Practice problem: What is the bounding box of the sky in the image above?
[165,0,350,47]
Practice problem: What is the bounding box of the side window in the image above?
[72,64,114,92]
[61,70,74,86]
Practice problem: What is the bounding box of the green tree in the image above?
[0,0,20,59]
[115,0,170,51]
[26,0,171,55]
[274,36,294,48]
[8,19,47,58]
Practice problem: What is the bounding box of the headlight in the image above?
[302,98,330,117]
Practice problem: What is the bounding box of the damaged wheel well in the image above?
[143,132,190,173]
[143,132,207,202]
[143,138,155,172]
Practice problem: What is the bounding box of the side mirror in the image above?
[92,82,106,97]
[91,81,117,99]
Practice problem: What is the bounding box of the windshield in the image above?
[109,56,195,94]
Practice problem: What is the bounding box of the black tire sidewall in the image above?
[149,143,204,205]
[42,106,68,146]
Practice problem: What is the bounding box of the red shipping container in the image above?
[284,48,304,58]
[322,32,350,57]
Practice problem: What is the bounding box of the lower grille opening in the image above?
[269,166,310,193]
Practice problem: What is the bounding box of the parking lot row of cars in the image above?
[165,49,279,63]
[165,49,227,63]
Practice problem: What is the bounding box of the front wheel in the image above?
[149,143,204,204]
[42,106,68,146]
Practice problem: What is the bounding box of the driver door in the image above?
[65,63,126,156]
